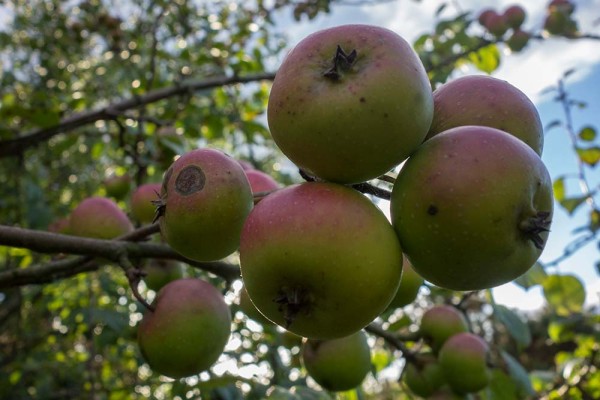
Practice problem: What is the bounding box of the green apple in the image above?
[506,29,531,52]
[70,197,133,239]
[503,5,526,29]
[386,255,424,309]
[238,285,274,326]
[301,331,371,392]
[137,278,231,379]
[391,126,553,290]
[157,148,254,262]
[419,305,469,353]
[426,74,544,155]
[267,24,433,184]
[130,183,162,224]
[438,332,491,394]
[103,173,131,200]
[403,353,445,397]
[143,259,184,292]
[240,182,402,339]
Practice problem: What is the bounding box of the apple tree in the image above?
[0,0,598,399]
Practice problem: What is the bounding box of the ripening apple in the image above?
[391,126,553,290]
[157,148,254,262]
[130,183,162,224]
[483,13,509,37]
[386,255,424,309]
[238,285,274,326]
[48,216,71,235]
[506,29,531,52]
[426,75,544,155]
[419,305,469,353]
[103,173,131,200]
[143,259,184,292]
[245,169,280,194]
[137,278,231,379]
[267,24,433,184]
[438,332,491,394]
[70,197,133,239]
[240,182,403,339]
[477,9,498,27]
[301,331,371,392]
[403,353,446,397]
[503,5,526,29]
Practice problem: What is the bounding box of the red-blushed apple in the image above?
[503,5,526,29]
[427,74,544,155]
[301,330,371,392]
[70,197,133,239]
[438,332,491,394]
[240,182,402,339]
[48,216,71,235]
[267,24,433,184]
[130,183,162,224]
[483,13,509,37]
[245,169,280,194]
[156,148,253,262]
[137,278,231,379]
[419,305,469,353]
[403,353,446,397]
[391,126,553,290]
[386,255,424,309]
[477,9,498,27]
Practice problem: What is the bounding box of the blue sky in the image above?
[271,0,600,310]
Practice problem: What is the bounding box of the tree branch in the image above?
[0,72,276,157]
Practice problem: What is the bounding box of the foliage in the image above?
[0,0,599,399]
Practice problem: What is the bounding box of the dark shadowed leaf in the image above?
[514,262,548,290]
[542,274,586,316]
[493,304,531,349]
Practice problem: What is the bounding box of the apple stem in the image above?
[323,45,357,81]
[151,191,166,223]
[519,211,552,250]
[273,286,311,328]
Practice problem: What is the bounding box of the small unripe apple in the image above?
[103,173,131,200]
[301,331,371,392]
[438,332,491,394]
[240,182,402,339]
[245,169,280,194]
[403,353,445,397]
[477,9,498,27]
[157,148,254,262]
[483,13,509,37]
[391,126,553,290]
[130,183,162,224]
[549,0,575,15]
[70,197,133,239]
[268,24,433,184]
[506,29,531,52]
[387,255,424,309]
[137,278,231,379]
[427,74,543,155]
[143,259,184,292]
[503,5,526,29]
[419,305,469,353]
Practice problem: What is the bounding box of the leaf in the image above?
[469,45,500,74]
[545,119,562,131]
[590,209,600,232]
[371,349,392,373]
[542,274,586,316]
[514,262,548,290]
[552,176,565,202]
[481,369,519,400]
[578,126,596,141]
[576,146,600,167]
[435,3,447,16]
[493,304,531,349]
[501,350,536,397]
[560,195,589,215]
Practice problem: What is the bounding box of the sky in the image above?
[270,0,600,311]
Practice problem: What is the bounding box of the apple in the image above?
[477,9,498,27]
[419,305,469,353]
[506,29,531,52]
[245,169,280,194]
[103,173,131,200]
[238,285,274,326]
[403,353,445,397]
[549,0,575,15]
[48,216,71,235]
[503,5,526,29]
[386,255,424,309]
[130,183,162,224]
[426,74,544,155]
[70,197,133,239]
[137,278,231,379]
[157,148,254,262]
[301,330,371,392]
[267,24,433,184]
[142,259,184,292]
[483,13,509,37]
[240,182,402,339]
[391,126,553,290]
[438,332,491,394]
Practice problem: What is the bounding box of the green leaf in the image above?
[560,195,589,215]
[552,176,565,202]
[542,274,586,316]
[371,349,392,373]
[493,304,531,349]
[576,146,600,167]
[501,350,536,397]
[469,44,500,74]
[481,369,519,400]
[578,126,597,141]
[514,262,548,290]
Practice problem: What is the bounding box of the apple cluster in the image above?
[70,23,554,386]
[478,4,530,52]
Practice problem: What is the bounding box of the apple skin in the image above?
[386,255,424,309]
[483,13,509,37]
[267,24,433,184]
[70,197,133,239]
[245,169,280,194]
[143,259,184,292]
[131,183,162,224]
[403,353,445,397]
[48,216,71,235]
[506,29,531,52]
[419,305,469,353]
[438,332,491,394]
[426,75,543,155]
[137,278,231,379]
[477,9,498,26]
[240,182,403,339]
[103,173,131,200]
[503,5,526,29]
[158,148,254,262]
[391,126,553,291]
[301,331,371,392]
[238,285,274,326]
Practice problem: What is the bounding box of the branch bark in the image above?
[0,72,276,158]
